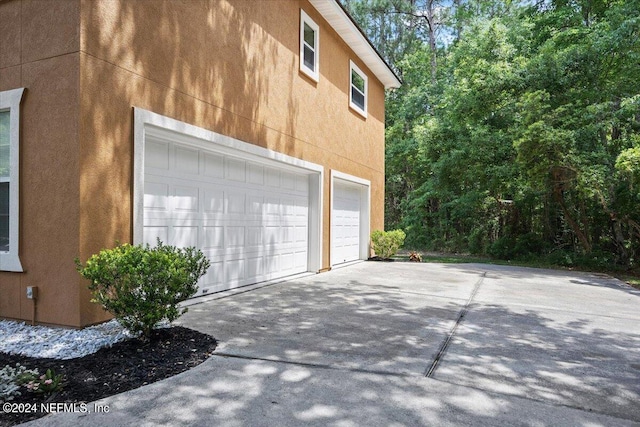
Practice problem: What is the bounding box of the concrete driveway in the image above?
[22,262,640,426]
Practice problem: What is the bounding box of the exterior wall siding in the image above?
[0,0,386,327]
[0,0,82,327]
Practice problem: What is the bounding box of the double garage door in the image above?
[143,137,310,296]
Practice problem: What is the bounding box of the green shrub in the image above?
[574,250,618,270]
[76,240,210,338]
[371,229,406,259]
[487,236,516,260]
[468,228,486,255]
[513,232,546,258]
[545,249,575,267]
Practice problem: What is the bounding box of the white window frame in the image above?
[349,60,368,118]
[0,87,25,272]
[300,9,320,82]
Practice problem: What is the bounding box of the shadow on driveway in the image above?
[22,262,640,426]
[177,262,640,422]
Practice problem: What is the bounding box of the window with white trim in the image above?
[300,9,319,81]
[349,61,367,118]
[0,88,25,272]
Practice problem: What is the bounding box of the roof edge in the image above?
[308,0,402,89]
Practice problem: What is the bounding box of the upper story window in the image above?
[349,61,368,118]
[0,87,25,272]
[300,9,319,82]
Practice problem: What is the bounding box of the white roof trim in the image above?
[308,0,401,89]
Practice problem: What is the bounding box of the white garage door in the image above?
[332,180,362,265]
[143,137,309,296]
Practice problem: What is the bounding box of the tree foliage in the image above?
[342,0,640,268]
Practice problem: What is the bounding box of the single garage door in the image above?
[331,180,362,265]
[143,137,309,296]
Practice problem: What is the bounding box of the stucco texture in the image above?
[1,0,386,327]
[0,0,86,327]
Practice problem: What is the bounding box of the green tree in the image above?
[347,0,640,267]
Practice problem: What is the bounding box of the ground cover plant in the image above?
[0,327,217,427]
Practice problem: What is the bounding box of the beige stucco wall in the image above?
[1,0,386,327]
[0,0,84,327]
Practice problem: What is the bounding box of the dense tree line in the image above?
[341,0,640,268]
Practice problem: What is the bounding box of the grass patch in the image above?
[396,252,553,268]
[613,275,640,290]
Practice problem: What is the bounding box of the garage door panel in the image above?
[225,158,246,182]
[247,164,264,184]
[200,263,224,288]
[202,226,224,249]
[175,146,199,174]
[203,189,224,213]
[246,226,263,247]
[247,256,263,278]
[144,182,169,210]
[283,226,294,243]
[203,152,224,178]
[281,172,296,190]
[226,259,245,282]
[295,226,308,243]
[295,175,309,192]
[225,226,245,247]
[295,198,308,216]
[144,226,168,246]
[146,140,170,170]
[173,226,199,247]
[173,186,199,212]
[247,196,264,215]
[282,198,296,217]
[265,168,280,187]
[280,252,295,270]
[265,197,281,216]
[265,253,280,272]
[225,193,246,214]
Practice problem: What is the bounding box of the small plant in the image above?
[409,251,423,262]
[23,369,64,396]
[76,240,210,338]
[371,229,406,259]
[0,364,39,402]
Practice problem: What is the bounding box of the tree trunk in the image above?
[553,187,592,253]
[612,218,629,264]
[424,0,438,84]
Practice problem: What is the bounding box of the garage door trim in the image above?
[330,170,370,266]
[133,108,324,275]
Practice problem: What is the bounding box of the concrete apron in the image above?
[21,262,640,426]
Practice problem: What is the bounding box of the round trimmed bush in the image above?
[76,240,210,338]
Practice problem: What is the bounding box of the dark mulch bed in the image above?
[0,326,217,427]
[367,256,395,262]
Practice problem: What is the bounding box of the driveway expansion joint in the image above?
[211,352,413,377]
[425,272,486,378]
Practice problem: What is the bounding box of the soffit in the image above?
[308,0,402,89]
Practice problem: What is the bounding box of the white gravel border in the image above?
[0,319,135,360]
